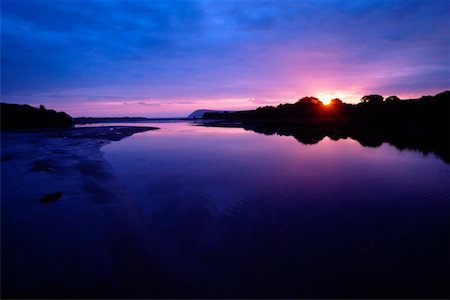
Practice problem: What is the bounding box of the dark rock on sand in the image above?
[40,192,63,203]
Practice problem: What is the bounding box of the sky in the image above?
[2,0,449,117]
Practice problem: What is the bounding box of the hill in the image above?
[187,109,232,119]
[1,103,73,130]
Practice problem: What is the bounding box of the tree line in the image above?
[203,90,450,128]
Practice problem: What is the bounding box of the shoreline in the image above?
[1,126,177,298]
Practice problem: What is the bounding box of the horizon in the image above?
[2,90,448,119]
[2,0,449,117]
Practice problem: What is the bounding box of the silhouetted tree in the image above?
[385,96,400,102]
[296,96,322,105]
[330,98,343,105]
[420,95,433,101]
[361,94,384,103]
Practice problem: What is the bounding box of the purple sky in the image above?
[2,0,449,117]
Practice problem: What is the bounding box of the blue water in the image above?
[102,122,449,298]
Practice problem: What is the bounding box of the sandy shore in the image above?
[1,126,177,298]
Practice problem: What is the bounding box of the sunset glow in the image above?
[2,0,449,117]
[316,91,352,105]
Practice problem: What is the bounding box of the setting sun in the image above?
[317,92,338,105]
[322,99,332,105]
[317,91,352,106]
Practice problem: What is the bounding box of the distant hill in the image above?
[187,109,232,119]
[1,103,73,130]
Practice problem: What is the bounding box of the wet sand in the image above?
[0,126,176,298]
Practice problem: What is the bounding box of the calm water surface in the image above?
[103,122,449,298]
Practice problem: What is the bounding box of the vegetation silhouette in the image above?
[1,103,73,130]
[203,91,450,164]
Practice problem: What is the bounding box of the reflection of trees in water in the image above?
[203,91,450,164]
[241,123,450,165]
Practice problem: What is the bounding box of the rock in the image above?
[40,192,63,203]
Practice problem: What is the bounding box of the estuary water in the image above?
[103,121,449,298]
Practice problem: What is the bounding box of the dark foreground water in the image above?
[102,122,449,298]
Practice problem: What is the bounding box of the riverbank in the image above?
[0,126,178,298]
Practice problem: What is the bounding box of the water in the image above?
[103,121,449,298]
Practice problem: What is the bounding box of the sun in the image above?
[317,90,357,105]
[317,91,347,106]
[317,92,335,105]
[322,98,332,105]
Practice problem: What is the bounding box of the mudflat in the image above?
[1,126,176,298]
